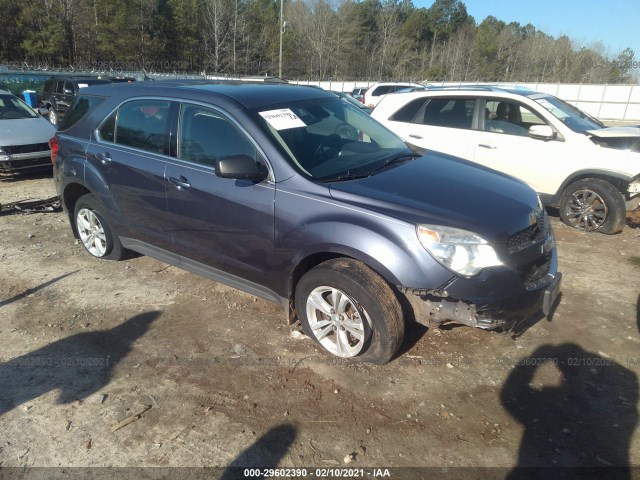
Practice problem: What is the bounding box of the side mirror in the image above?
[216,155,268,181]
[529,124,556,141]
[63,88,74,95]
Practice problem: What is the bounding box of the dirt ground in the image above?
[1,172,639,476]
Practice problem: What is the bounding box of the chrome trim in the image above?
[4,150,52,160]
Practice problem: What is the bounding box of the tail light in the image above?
[49,136,58,163]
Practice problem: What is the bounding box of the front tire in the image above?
[559,178,625,234]
[73,194,125,260]
[48,108,58,125]
[295,258,404,364]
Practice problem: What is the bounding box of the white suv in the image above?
[372,86,640,233]
[362,82,425,109]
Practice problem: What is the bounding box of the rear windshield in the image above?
[59,95,106,130]
[0,94,38,119]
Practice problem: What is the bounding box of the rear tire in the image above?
[559,179,625,234]
[295,258,404,364]
[73,194,125,260]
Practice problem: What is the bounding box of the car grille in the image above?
[2,143,50,155]
[519,252,552,290]
[507,211,549,254]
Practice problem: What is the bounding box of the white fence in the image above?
[291,80,640,123]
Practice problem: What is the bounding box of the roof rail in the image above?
[425,85,504,92]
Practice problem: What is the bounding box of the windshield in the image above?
[331,91,367,110]
[0,94,38,120]
[253,98,412,181]
[533,95,603,132]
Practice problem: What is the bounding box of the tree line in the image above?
[0,0,635,83]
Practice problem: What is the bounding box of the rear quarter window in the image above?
[59,95,106,130]
[371,85,393,96]
[390,98,428,122]
[43,79,54,94]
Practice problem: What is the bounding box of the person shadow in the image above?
[0,311,160,416]
[220,424,298,480]
[501,343,638,480]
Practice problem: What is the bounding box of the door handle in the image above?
[96,152,112,165]
[409,134,423,139]
[478,144,497,149]
[169,176,191,191]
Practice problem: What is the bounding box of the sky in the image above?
[415,0,640,60]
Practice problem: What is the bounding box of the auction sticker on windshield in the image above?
[259,108,306,130]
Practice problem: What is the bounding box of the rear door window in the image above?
[421,97,475,129]
[98,99,172,155]
[117,100,171,154]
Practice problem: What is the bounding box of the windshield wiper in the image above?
[319,172,371,183]
[318,153,420,183]
[368,153,420,175]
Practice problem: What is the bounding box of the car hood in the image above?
[328,152,541,241]
[0,117,57,146]
[586,126,640,138]
[585,126,640,154]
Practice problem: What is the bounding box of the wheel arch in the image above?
[550,170,632,207]
[62,183,93,237]
[286,249,404,325]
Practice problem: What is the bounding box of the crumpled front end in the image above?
[0,143,52,173]
[403,210,562,329]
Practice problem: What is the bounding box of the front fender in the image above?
[276,218,454,296]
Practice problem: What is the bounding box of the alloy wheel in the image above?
[564,189,608,231]
[305,286,372,357]
[76,208,107,257]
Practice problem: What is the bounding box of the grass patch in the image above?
[630,257,640,267]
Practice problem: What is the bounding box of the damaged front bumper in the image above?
[0,148,52,173]
[402,240,561,329]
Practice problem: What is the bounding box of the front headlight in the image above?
[417,225,502,277]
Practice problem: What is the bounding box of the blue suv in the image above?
[51,81,561,364]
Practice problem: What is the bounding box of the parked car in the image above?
[350,87,368,103]
[52,81,561,364]
[109,76,136,83]
[330,91,372,114]
[372,86,640,234]
[362,82,425,109]
[40,75,112,126]
[0,90,57,173]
